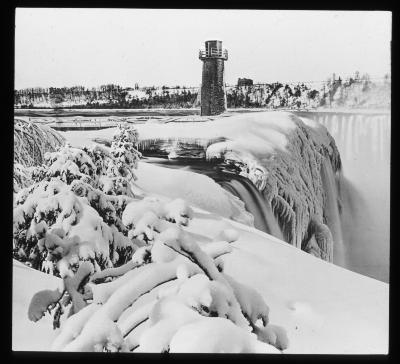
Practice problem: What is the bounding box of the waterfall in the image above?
[142,158,284,241]
[300,111,390,282]
[138,110,390,282]
[219,176,284,240]
[320,158,345,267]
[336,175,388,281]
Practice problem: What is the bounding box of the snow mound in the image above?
[135,111,296,153]
[13,260,63,351]
[168,317,280,353]
[135,162,254,226]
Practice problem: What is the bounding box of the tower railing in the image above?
[199,48,228,60]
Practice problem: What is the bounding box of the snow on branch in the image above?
[39,216,288,352]
[13,125,144,276]
[60,221,285,352]
[14,119,65,167]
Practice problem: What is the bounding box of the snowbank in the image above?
[135,111,296,158]
[60,128,113,150]
[186,209,388,354]
[135,162,254,226]
[13,202,388,353]
[61,111,296,160]
[222,219,388,354]
[12,260,63,351]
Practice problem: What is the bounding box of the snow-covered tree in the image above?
[13,119,65,192]
[13,125,143,276]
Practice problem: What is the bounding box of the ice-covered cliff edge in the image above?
[134,111,343,263]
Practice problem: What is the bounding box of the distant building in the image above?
[237,78,253,87]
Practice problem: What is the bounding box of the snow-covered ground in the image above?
[13,260,64,351]
[135,162,254,226]
[13,202,388,353]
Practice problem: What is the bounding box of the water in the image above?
[320,158,345,268]
[218,177,283,240]
[143,158,283,239]
[14,108,201,118]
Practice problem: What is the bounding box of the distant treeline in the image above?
[14,84,198,109]
[15,72,390,109]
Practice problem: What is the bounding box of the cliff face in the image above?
[253,119,341,262]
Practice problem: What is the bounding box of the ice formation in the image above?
[134,112,342,262]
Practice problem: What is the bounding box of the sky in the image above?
[15,8,392,89]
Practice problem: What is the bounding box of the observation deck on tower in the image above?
[199,40,228,60]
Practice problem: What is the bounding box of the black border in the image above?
[5,2,397,363]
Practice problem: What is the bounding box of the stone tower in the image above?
[199,40,228,116]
